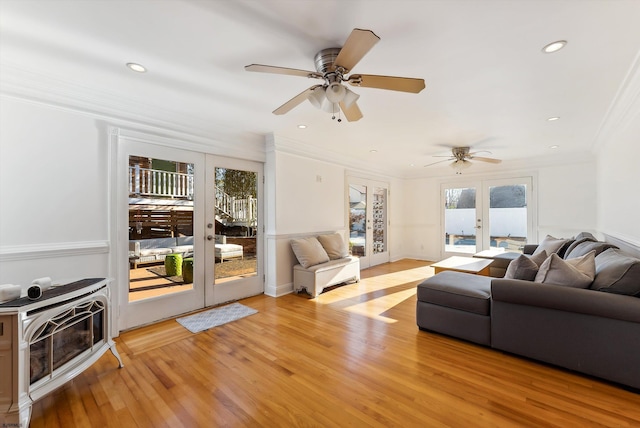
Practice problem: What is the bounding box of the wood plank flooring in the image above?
[30,259,640,427]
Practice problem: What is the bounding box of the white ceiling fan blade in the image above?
[245,64,322,79]
[424,158,454,167]
[273,85,322,115]
[333,28,380,72]
[471,156,502,164]
[340,100,363,122]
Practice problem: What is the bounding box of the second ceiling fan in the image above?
[245,28,426,122]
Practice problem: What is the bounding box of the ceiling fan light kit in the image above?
[245,28,426,122]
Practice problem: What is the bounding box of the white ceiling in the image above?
[1,0,639,177]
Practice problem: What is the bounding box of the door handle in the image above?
[207,235,214,241]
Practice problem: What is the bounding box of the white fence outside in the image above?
[445,207,527,238]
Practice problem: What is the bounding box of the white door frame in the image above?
[441,176,535,258]
[113,138,206,331]
[347,177,390,269]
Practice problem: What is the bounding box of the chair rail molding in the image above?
[0,240,109,262]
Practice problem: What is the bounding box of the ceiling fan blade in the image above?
[245,64,322,79]
[348,74,425,93]
[340,100,363,122]
[273,85,322,115]
[333,28,380,72]
[470,156,502,164]
[424,159,454,167]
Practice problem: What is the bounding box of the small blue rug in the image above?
[176,303,257,333]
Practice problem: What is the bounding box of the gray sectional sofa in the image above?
[416,234,640,390]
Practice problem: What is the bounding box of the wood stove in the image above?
[0,278,123,427]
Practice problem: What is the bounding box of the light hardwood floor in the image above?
[30,259,640,427]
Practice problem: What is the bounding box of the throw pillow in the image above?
[534,250,596,288]
[290,237,330,269]
[504,255,539,281]
[532,235,570,256]
[529,250,548,267]
[504,250,547,281]
[591,248,640,297]
[317,233,349,260]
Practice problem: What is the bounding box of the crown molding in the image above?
[591,48,640,152]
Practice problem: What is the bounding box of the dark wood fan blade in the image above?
[349,74,425,93]
[424,158,453,167]
[333,29,380,72]
[273,85,321,115]
[245,64,322,79]
[471,156,502,164]
[340,100,363,122]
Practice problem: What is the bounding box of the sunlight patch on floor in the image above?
[315,264,433,305]
[342,287,417,323]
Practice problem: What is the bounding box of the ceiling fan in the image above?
[245,28,426,122]
[424,147,502,174]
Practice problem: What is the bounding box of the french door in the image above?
[348,177,389,268]
[116,139,262,330]
[442,177,534,257]
[205,156,263,307]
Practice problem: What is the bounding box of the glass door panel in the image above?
[444,186,478,255]
[128,155,195,302]
[348,179,390,268]
[206,157,263,307]
[349,184,367,259]
[372,186,387,254]
[117,140,205,331]
[485,179,532,254]
[214,167,257,282]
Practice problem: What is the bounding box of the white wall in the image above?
[265,148,348,296]
[536,161,598,240]
[0,97,110,285]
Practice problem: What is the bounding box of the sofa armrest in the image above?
[491,278,640,323]
[523,244,537,255]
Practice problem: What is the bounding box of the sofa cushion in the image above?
[417,271,492,316]
[532,235,571,257]
[534,251,596,288]
[591,248,640,297]
[504,250,547,281]
[565,240,618,260]
[290,237,330,268]
[317,233,349,260]
[139,247,174,257]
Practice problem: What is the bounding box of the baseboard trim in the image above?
[265,282,293,298]
[0,241,109,261]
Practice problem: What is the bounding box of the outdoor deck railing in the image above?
[129,165,194,199]
[129,165,257,227]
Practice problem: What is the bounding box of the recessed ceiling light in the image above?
[542,40,567,54]
[549,145,559,149]
[297,124,307,129]
[370,150,378,153]
[547,116,560,121]
[126,62,147,73]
